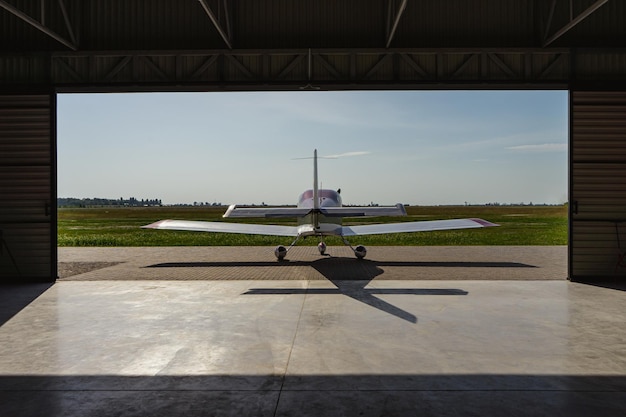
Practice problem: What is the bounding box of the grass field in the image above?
[57,205,568,247]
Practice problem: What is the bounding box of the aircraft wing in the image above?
[341,218,498,236]
[320,203,407,217]
[142,220,300,237]
[223,205,312,218]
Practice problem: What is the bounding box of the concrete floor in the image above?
[2,246,626,416]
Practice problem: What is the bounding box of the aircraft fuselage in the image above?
[296,188,343,236]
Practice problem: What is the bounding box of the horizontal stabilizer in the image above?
[142,220,299,237]
[341,218,498,236]
[223,205,312,218]
[320,203,407,217]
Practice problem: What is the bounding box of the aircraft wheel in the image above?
[317,242,327,255]
[275,245,287,261]
[354,245,367,259]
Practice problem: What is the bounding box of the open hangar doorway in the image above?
[6,89,626,283]
[54,90,569,280]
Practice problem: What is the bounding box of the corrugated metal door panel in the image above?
[0,96,50,106]
[0,167,51,222]
[571,221,624,276]
[0,94,55,282]
[0,104,51,166]
[571,91,626,279]
[0,224,51,278]
[572,163,626,219]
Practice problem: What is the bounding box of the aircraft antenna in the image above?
[313,149,319,210]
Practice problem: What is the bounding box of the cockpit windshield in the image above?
[298,189,342,208]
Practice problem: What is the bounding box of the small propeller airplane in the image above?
[142,150,498,260]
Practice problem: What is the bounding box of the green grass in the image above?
[57,205,568,247]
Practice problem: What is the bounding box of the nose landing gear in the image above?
[317,241,327,255]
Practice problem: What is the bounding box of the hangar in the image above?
[1,0,625,282]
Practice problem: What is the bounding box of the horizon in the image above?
[56,196,567,208]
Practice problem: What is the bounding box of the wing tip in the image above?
[141,220,170,229]
[470,218,499,227]
[223,204,237,218]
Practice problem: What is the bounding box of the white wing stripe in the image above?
[341,218,498,236]
[320,203,407,217]
[223,204,312,218]
[142,220,299,237]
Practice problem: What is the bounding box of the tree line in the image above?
[58,197,162,208]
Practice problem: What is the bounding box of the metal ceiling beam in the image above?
[57,0,77,46]
[544,0,558,41]
[543,0,609,47]
[221,0,232,43]
[34,48,574,90]
[198,0,233,50]
[0,0,76,50]
[386,0,408,48]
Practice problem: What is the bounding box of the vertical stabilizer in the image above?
[313,149,319,210]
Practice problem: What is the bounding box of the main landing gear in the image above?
[274,236,367,261]
[341,236,367,259]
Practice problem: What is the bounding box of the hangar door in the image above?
[0,94,56,282]
[571,91,626,279]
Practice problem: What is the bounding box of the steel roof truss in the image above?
[225,54,254,78]
[277,54,305,80]
[543,0,610,47]
[544,0,558,41]
[400,53,430,79]
[488,53,517,78]
[539,53,566,79]
[315,53,343,80]
[139,56,169,81]
[57,0,76,46]
[386,0,408,48]
[56,57,83,82]
[451,54,477,79]
[198,0,233,50]
[191,55,219,80]
[364,53,393,79]
[47,49,571,88]
[221,0,232,43]
[104,56,132,82]
[0,0,76,50]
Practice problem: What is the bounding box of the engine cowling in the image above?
[274,245,287,260]
[354,245,367,259]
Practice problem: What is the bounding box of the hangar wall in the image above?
[571,90,626,279]
[0,94,56,282]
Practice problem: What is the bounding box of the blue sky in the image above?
[57,90,568,206]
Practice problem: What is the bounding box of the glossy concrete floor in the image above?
[2,247,626,416]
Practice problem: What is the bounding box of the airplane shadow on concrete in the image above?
[147,258,535,275]
[145,256,534,323]
[242,257,470,323]
[244,284,467,324]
